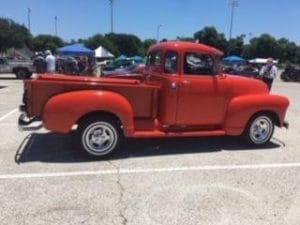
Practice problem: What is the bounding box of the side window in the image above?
[164,51,178,74]
[184,52,215,75]
[146,50,162,67]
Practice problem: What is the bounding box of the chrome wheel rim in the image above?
[82,122,117,155]
[250,116,273,144]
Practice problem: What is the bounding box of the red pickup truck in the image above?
[19,41,289,157]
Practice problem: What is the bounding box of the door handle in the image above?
[181,80,191,85]
[170,82,177,89]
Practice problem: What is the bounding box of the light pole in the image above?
[109,0,114,33]
[228,0,239,40]
[27,8,31,32]
[248,32,253,43]
[54,16,58,36]
[156,24,162,43]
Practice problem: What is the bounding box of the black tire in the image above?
[242,113,275,146]
[280,73,287,81]
[15,69,30,79]
[25,72,32,79]
[78,116,122,157]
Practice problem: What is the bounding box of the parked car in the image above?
[226,65,260,78]
[280,66,300,82]
[19,41,289,157]
[102,59,135,72]
[102,63,145,77]
[0,57,34,79]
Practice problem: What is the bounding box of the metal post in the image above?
[109,0,114,33]
[229,0,239,40]
[54,16,58,36]
[27,8,31,32]
[227,0,239,54]
[248,32,253,43]
[156,24,162,43]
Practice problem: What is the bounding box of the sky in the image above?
[1,0,300,44]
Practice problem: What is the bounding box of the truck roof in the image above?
[148,41,223,56]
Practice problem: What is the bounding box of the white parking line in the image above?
[0,108,18,122]
[0,162,300,180]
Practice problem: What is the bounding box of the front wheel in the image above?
[243,114,275,146]
[78,118,121,157]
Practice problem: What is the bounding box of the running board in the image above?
[132,130,226,138]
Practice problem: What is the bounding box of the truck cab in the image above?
[145,41,229,129]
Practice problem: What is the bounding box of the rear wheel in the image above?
[280,72,288,81]
[243,114,274,146]
[15,69,30,79]
[78,117,122,157]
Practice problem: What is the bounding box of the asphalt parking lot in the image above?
[0,73,299,225]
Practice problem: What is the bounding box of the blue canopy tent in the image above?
[130,55,144,62]
[114,55,127,61]
[222,55,246,64]
[57,43,94,57]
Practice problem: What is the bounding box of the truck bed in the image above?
[24,74,160,119]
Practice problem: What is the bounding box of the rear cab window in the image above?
[164,51,178,74]
[183,52,217,75]
[146,50,163,72]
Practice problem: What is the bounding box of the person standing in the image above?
[45,50,56,73]
[33,52,46,73]
[259,58,277,91]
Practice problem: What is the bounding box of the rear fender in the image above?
[42,90,134,136]
[224,94,289,135]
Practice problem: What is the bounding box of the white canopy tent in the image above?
[94,46,114,77]
[95,46,114,58]
[249,58,278,64]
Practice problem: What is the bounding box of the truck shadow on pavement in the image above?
[15,132,283,164]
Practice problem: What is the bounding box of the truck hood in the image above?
[225,74,268,96]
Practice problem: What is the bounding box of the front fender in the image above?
[224,94,289,135]
[42,90,134,135]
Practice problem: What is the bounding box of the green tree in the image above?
[143,39,156,54]
[295,46,300,64]
[242,34,279,59]
[32,34,64,53]
[105,33,143,56]
[277,38,297,63]
[241,44,252,59]
[228,35,245,56]
[194,26,228,53]
[176,36,195,42]
[84,34,119,56]
[0,18,32,52]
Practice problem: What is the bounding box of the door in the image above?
[176,52,229,126]
[0,58,11,73]
[147,50,180,125]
